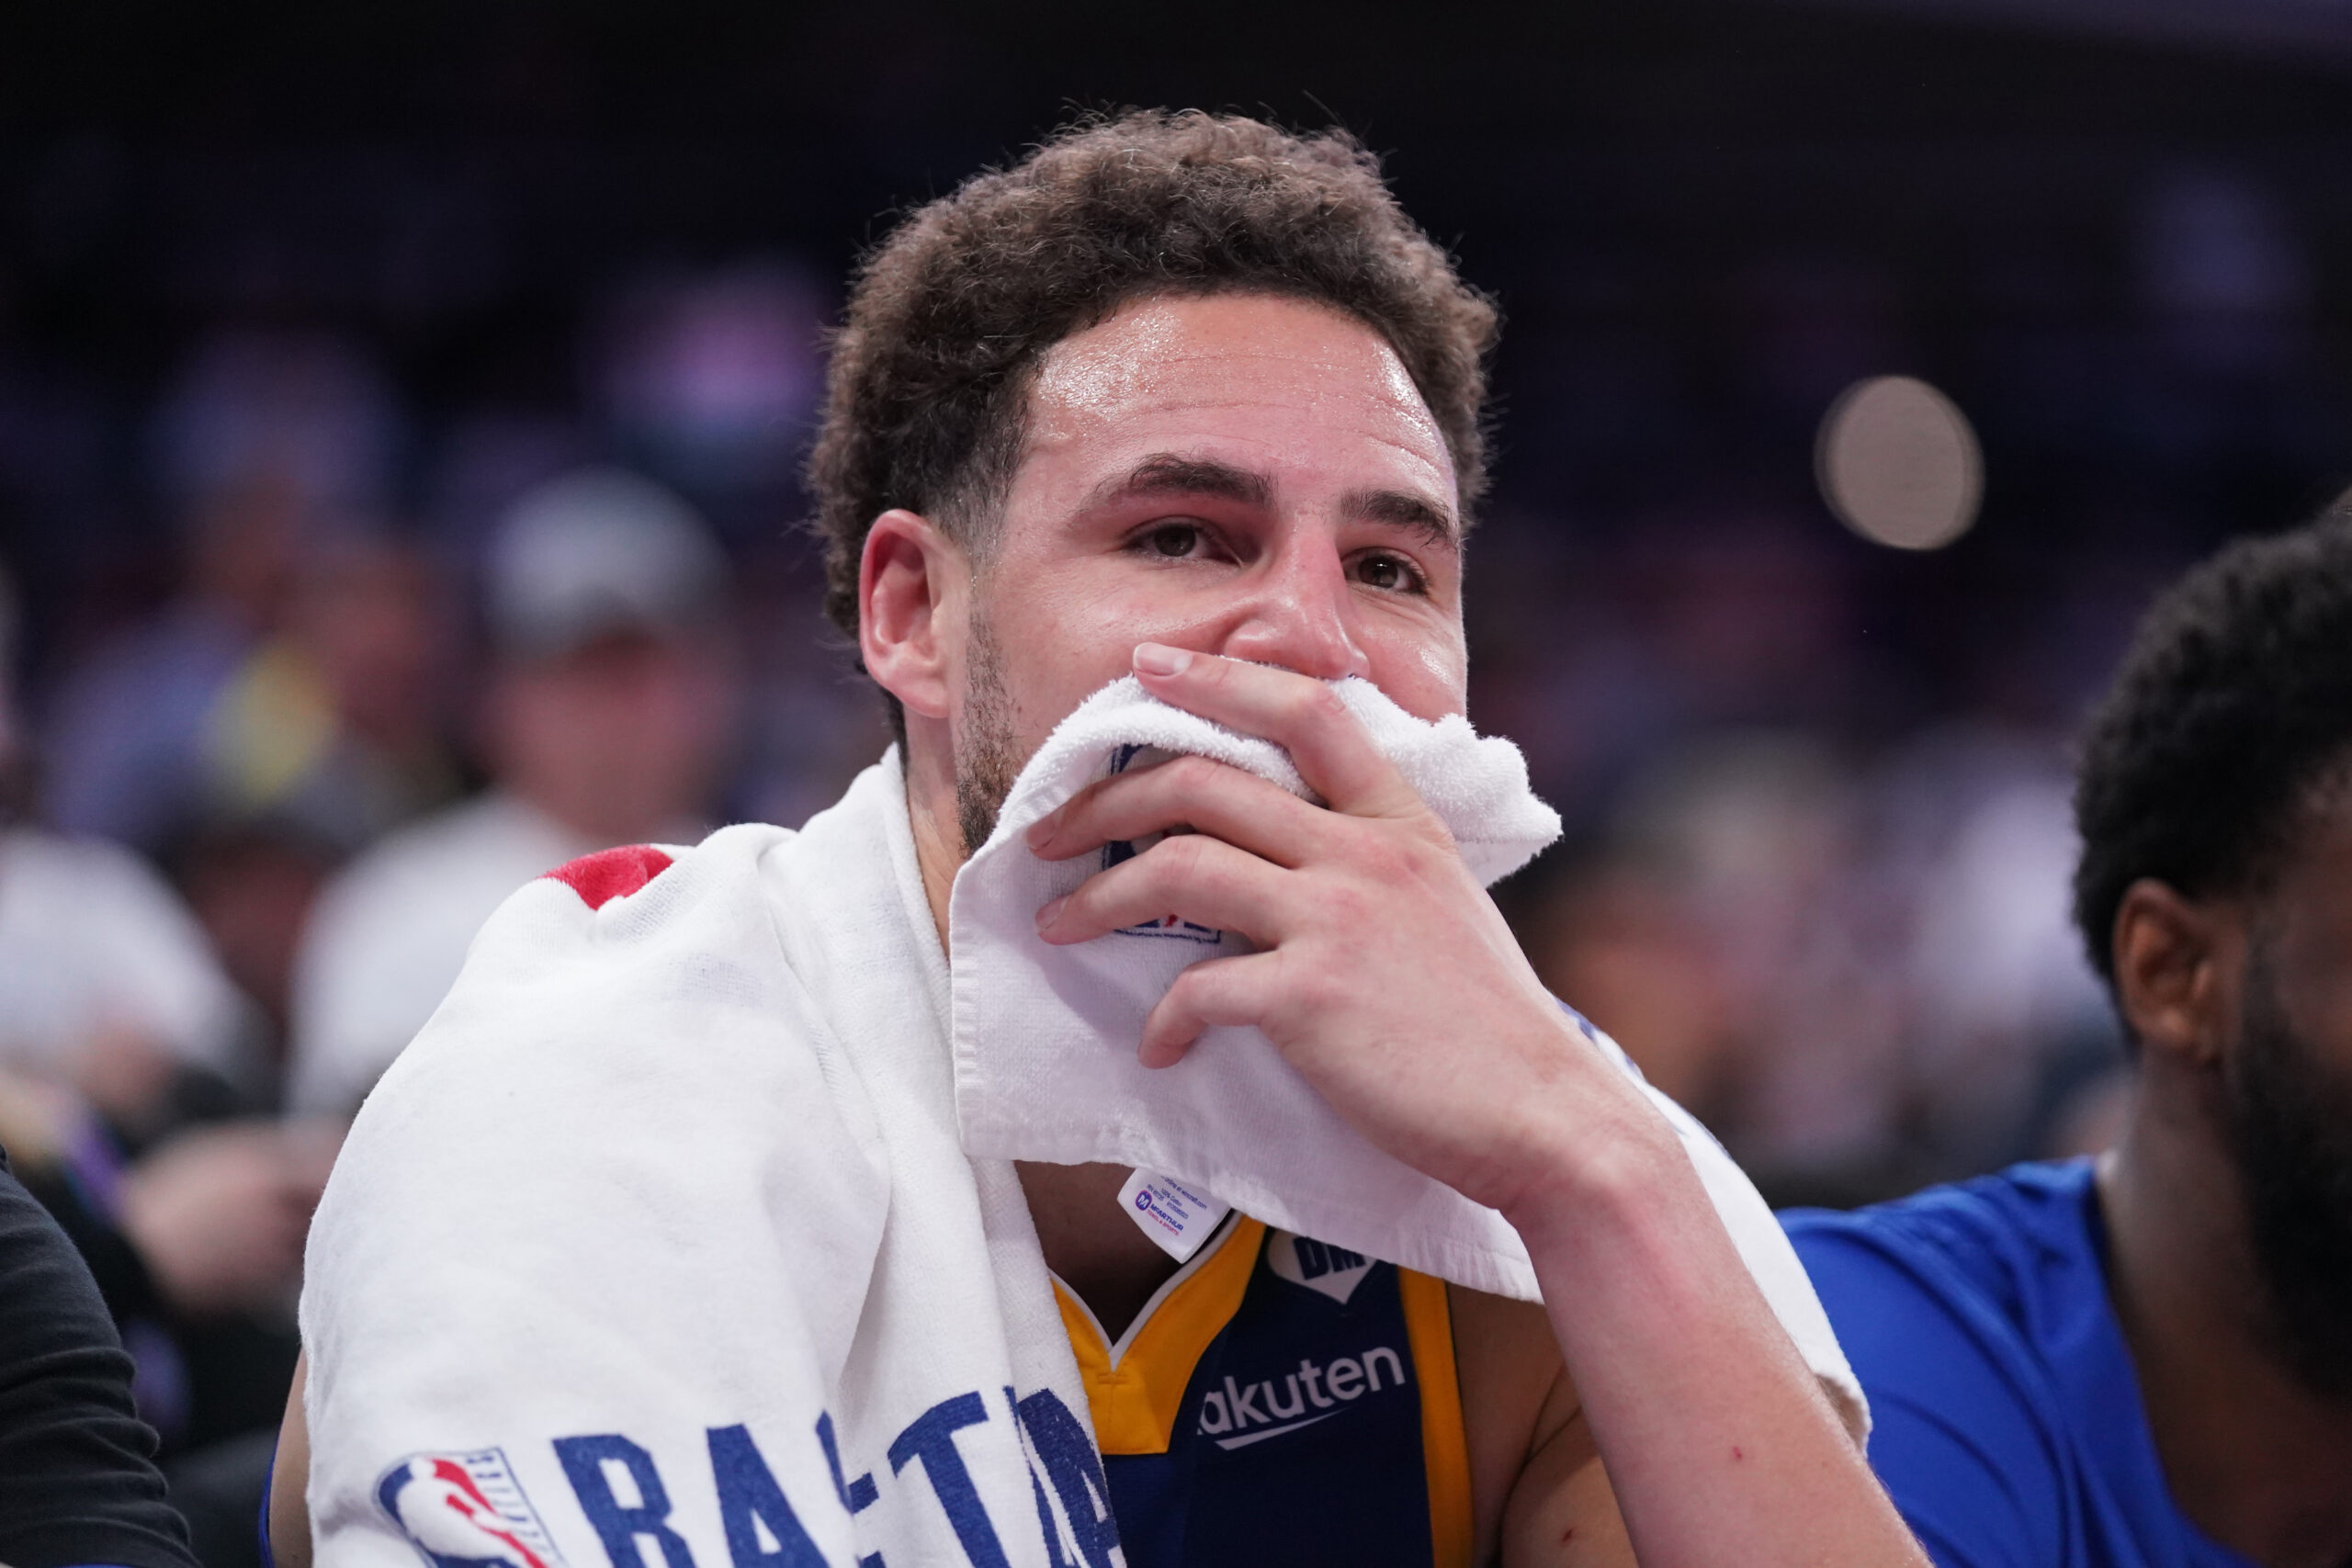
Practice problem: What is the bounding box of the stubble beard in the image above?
[954,604,1024,862]
[2224,938,2352,1404]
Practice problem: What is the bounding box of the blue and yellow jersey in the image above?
[1055,1217,1473,1568]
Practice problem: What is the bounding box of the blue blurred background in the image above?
[5,2,2352,1552]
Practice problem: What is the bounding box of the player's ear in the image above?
[860,509,968,722]
[2110,879,2238,1070]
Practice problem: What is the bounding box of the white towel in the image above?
[951,676,1864,1428]
[301,758,1118,1568]
[300,723,1863,1568]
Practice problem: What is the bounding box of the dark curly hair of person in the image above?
[806,108,1500,670]
[2073,510,2352,992]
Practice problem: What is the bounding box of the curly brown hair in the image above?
[807,108,1500,651]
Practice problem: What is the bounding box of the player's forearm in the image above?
[1506,1128,1928,1568]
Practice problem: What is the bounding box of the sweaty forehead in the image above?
[1023,294,1452,489]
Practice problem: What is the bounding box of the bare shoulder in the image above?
[1452,1283,1572,1561]
[1451,1284,1635,1566]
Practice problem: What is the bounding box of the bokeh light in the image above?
[1815,376,1984,551]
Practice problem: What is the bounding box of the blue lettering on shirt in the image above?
[553,1435,696,1568]
[816,1414,878,1516]
[886,1393,1009,1568]
[706,1425,827,1568]
[1016,1390,1120,1568]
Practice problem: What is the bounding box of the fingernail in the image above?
[1024,808,1057,845]
[1034,895,1068,931]
[1133,643,1192,677]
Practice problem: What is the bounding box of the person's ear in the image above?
[859,509,968,723]
[2111,879,2240,1070]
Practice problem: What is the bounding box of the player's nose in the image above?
[1215,541,1370,682]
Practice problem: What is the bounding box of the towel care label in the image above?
[1118,1168,1232,1262]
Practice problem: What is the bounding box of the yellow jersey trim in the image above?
[1056,1218,1267,1456]
[1400,1270,1474,1568]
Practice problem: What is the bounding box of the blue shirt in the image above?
[1783,1160,2256,1568]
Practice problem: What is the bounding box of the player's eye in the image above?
[1145,523,1204,558]
[1351,551,1425,593]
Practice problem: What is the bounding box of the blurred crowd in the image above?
[0,292,888,1558]
[6,137,2349,1559]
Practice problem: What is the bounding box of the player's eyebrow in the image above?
[1085,453,1274,513]
[1083,454,1458,547]
[1340,486,1459,548]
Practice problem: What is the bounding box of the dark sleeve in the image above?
[11,1157,166,1329]
[0,1151,198,1568]
[1784,1214,2067,1568]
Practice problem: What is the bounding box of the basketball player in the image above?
[281,112,1925,1568]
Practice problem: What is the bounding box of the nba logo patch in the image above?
[1101,745,1227,946]
[378,1449,567,1568]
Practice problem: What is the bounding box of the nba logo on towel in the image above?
[1102,744,1227,945]
[378,1449,567,1568]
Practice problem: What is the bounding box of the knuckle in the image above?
[1162,963,1212,1011]
[1058,883,1103,926]
[1321,881,1378,928]
[1288,961,1351,1019]
[1413,815,1460,856]
[1296,681,1351,728]
[1166,753,1223,793]
[1396,836,1450,883]
[1162,832,1220,885]
[1347,833,1412,884]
